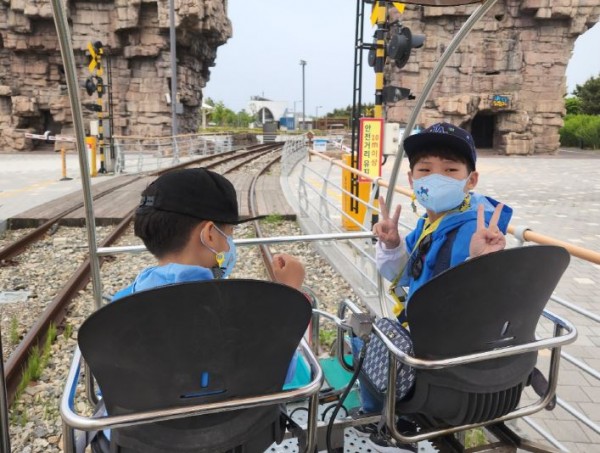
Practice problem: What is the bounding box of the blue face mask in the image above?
[202,224,237,279]
[413,174,470,214]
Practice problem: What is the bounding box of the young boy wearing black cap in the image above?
[112,168,305,385]
[113,167,304,300]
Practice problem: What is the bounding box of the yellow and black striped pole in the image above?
[371,1,389,226]
[372,1,386,120]
[95,43,106,174]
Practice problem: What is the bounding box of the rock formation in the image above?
[385,0,600,154]
[0,0,231,151]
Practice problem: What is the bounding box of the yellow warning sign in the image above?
[341,154,372,231]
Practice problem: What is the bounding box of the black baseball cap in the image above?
[137,168,263,224]
[403,122,477,169]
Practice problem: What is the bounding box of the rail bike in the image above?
[0,0,583,452]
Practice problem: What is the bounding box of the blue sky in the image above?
[204,1,600,115]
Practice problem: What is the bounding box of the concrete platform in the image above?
[0,152,295,231]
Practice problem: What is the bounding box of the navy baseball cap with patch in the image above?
[137,168,263,224]
[403,122,477,169]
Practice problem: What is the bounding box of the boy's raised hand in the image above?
[373,196,402,249]
[272,253,305,290]
[469,203,506,258]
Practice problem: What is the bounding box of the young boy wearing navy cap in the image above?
[113,167,304,300]
[354,123,513,450]
[374,121,512,322]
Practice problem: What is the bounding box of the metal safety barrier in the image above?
[112,132,236,174]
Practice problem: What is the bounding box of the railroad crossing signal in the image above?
[370,1,405,26]
[87,42,98,72]
[87,41,104,75]
[85,40,107,174]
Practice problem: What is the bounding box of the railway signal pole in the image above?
[86,41,107,174]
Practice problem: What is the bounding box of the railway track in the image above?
[0,142,284,405]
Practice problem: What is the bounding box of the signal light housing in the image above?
[387,26,425,69]
[382,85,412,103]
[85,77,96,96]
[83,102,102,112]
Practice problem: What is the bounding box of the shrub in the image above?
[559,115,600,149]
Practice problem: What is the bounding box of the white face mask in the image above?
[413,173,470,214]
[201,224,237,278]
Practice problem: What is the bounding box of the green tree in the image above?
[211,101,236,126]
[235,109,253,128]
[564,96,582,115]
[573,74,600,115]
[326,103,375,118]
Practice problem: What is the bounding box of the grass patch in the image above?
[9,316,20,345]
[14,323,58,401]
[64,322,74,340]
[262,214,285,224]
[464,428,488,447]
[319,328,337,351]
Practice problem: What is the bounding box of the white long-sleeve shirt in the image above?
[375,240,409,283]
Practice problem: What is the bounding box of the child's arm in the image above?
[373,196,409,281]
[469,203,506,258]
[272,253,305,290]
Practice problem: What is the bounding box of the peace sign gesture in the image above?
[373,196,402,249]
[469,203,506,258]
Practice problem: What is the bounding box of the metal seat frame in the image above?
[60,280,324,453]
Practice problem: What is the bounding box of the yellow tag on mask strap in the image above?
[215,252,225,267]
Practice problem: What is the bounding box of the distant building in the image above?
[247,96,287,126]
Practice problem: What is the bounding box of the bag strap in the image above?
[431,227,460,278]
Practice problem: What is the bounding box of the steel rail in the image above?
[220,143,283,176]
[3,209,135,404]
[0,176,143,262]
[249,153,285,281]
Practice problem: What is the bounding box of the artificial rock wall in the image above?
[386,0,600,154]
[0,0,231,151]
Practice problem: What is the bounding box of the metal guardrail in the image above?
[112,133,236,174]
[291,149,600,446]
[280,135,308,176]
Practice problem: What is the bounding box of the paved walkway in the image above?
[291,148,600,452]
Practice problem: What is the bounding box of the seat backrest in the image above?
[78,279,312,452]
[408,246,569,359]
[401,246,569,425]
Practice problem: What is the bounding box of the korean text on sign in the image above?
[358,118,384,182]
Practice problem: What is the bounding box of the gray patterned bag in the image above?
[360,317,416,401]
